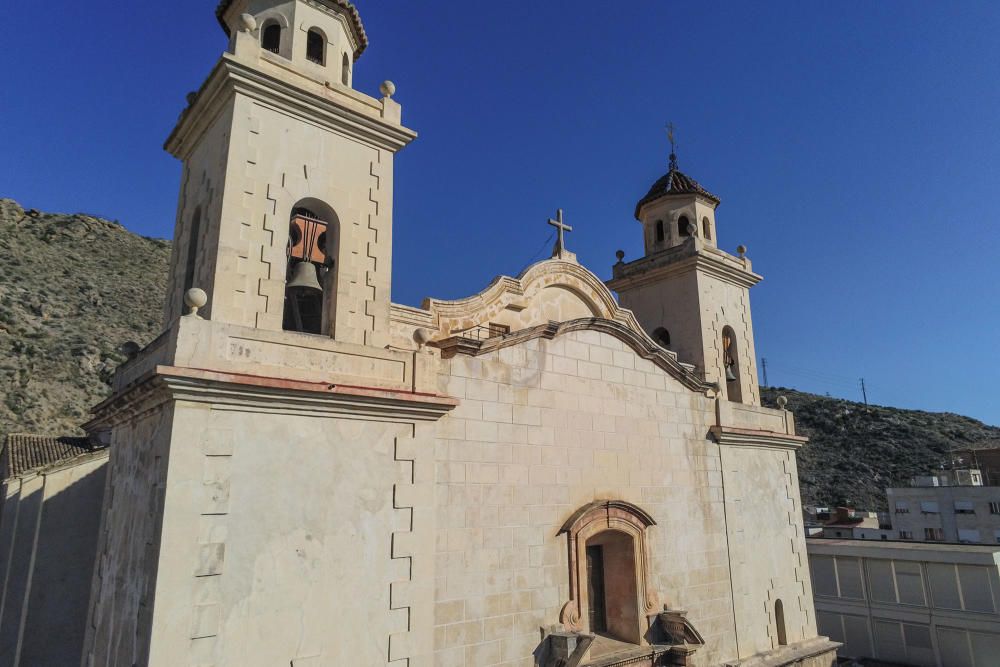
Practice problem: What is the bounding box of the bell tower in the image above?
[163,0,415,346]
[607,138,763,405]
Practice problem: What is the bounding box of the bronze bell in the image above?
[287,260,322,293]
[725,363,737,382]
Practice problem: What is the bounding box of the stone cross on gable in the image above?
[548,208,573,260]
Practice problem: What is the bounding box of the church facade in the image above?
[80,2,837,666]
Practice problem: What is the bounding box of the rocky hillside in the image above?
[762,387,1000,510]
[2,199,999,510]
[0,199,170,440]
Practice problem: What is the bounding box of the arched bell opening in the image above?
[722,325,743,403]
[652,327,670,350]
[283,199,339,335]
[261,21,282,54]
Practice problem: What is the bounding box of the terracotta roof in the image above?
[215,0,369,59]
[634,154,720,219]
[2,434,105,480]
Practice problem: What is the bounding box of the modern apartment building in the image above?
[887,469,1000,545]
[809,539,1000,666]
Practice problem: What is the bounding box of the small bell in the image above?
[725,362,737,382]
[287,260,322,293]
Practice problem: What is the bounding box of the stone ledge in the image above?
[727,637,840,667]
[88,365,458,430]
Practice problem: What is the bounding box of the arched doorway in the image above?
[585,530,640,643]
[558,501,658,647]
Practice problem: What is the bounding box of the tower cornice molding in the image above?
[88,365,458,431]
[166,54,416,159]
[608,242,762,292]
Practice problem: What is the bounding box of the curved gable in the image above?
[421,259,714,395]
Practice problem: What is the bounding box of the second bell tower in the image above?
[608,145,763,405]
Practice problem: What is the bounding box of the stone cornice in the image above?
[709,425,807,450]
[89,365,458,428]
[608,241,761,292]
[432,318,716,395]
[165,54,416,159]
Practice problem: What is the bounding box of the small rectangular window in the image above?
[990,502,1000,515]
[899,531,913,540]
[955,500,975,514]
[920,501,939,514]
[925,528,944,541]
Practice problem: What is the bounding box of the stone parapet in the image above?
[105,316,446,410]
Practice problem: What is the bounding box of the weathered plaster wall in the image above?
[15,455,107,667]
[99,402,416,666]
[432,329,739,667]
[85,406,175,666]
[721,446,817,658]
[164,106,234,325]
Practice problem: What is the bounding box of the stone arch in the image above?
[722,325,743,403]
[284,198,340,335]
[558,501,659,645]
[306,27,327,65]
[775,599,787,646]
[257,12,290,58]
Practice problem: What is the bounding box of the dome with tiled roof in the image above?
[215,0,368,59]
[634,153,720,220]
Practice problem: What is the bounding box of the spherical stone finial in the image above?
[615,250,625,263]
[737,244,747,259]
[239,13,257,33]
[184,288,208,318]
[413,327,433,349]
[777,395,788,410]
[380,80,396,99]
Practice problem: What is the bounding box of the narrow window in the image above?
[183,206,202,295]
[653,327,670,349]
[678,215,691,237]
[655,220,664,243]
[775,600,787,646]
[306,29,325,65]
[261,22,281,54]
[342,53,351,85]
[702,217,712,240]
[722,326,743,403]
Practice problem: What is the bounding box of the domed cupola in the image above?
[633,147,720,253]
[634,152,720,220]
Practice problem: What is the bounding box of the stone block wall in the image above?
[432,329,739,666]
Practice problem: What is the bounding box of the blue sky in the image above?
[2,2,998,424]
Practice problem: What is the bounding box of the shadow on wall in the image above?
[2,458,107,666]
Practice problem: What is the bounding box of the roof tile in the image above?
[2,434,105,480]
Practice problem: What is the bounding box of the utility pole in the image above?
[860,378,868,406]
[761,357,769,387]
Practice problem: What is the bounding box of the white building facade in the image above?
[809,539,1000,666]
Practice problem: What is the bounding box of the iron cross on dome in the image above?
[547,208,573,259]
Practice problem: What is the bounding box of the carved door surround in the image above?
[558,500,660,643]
